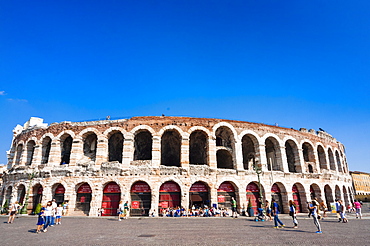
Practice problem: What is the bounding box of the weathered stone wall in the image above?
[1,116,353,216]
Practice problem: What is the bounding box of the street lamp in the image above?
[20,169,38,214]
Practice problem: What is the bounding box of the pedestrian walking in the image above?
[118,201,124,221]
[43,201,53,232]
[272,198,285,228]
[335,199,341,222]
[7,201,20,224]
[309,200,322,234]
[123,201,129,219]
[231,197,238,218]
[55,204,63,225]
[36,208,45,233]
[265,200,272,221]
[319,201,327,219]
[353,200,362,219]
[289,200,298,228]
[339,200,348,223]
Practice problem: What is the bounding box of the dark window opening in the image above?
[189,131,208,165]
[42,137,52,164]
[108,132,124,163]
[134,130,152,161]
[308,164,314,173]
[61,135,73,164]
[26,141,36,165]
[83,134,97,162]
[242,135,256,170]
[216,149,233,169]
[161,130,181,167]
[328,149,335,171]
[317,146,327,170]
[15,144,23,165]
[285,141,296,173]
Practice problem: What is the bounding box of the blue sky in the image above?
[1,1,369,172]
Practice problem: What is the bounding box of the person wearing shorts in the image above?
[7,201,20,224]
[231,197,237,218]
[55,204,63,225]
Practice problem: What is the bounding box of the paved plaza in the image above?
[0,212,369,245]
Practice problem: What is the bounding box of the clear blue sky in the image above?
[1,1,369,172]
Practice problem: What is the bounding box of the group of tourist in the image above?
[36,199,66,233]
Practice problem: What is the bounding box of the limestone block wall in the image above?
[1,116,353,216]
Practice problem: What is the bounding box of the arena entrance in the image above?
[189,182,210,208]
[217,181,236,210]
[32,185,43,213]
[17,185,26,204]
[101,182,121,216]
[324,185,334,210]
[246,182,261,213]
[75,183,92,216]
[130,181,151,216]
[271,183,284,213]
[292,184,302,213]
[159,181,181,213]
[53,184,65,205]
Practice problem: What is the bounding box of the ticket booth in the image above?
[75,183,92,215]
[101,182,121,216]
[292,184,302,213]
[53,184,65,205]
[217,181,236,210]
[159,181,181,212]
[130,181,151,216]
[189,182,210,208]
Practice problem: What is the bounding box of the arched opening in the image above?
[159,181,181,214]
[217,181,237,210]
[246,182,263,216]
[15,144,23,165]
[324,185,334,210]
[317,145,327,170]
[60,134,73,165]
[328,149,336,171]
[242,135,258,170]
[26,141,36,165]
[343,186,349,207]
[101,182,121,216]
[108,131,124,163]
[53,184,65,206]
[75,183,92,216]
[41,137,52,164]
[308,164,314,173]
[161,130,181,167]
[335,151,342,172]
[189,181,210,209]
[5,187,12,205]
[335,185,341,201]
[285,140,299,173]
[32,185,43,213]
[130,181,151,216]
[310,183,322,201]
[17,184,26,205]
[271,183,286,214]
[302,142,315,162]
[134,130,152,161]
[83,133,97,162]
[216,149,233,169]
[292,184,306,213]
[265,138,282,171]
[189,130,208,165]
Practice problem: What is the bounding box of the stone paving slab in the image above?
[0,213,369,245]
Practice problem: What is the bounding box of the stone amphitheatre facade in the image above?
[1,116,353,216]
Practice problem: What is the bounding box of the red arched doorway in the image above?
[53,184,65,205]
[75,183,92,215]
[246,182,260,214]
[189,182,210,208]
[271,184,284,213]
[130,181,151,216]
[32,185,43,213]
[292,184,302,213]
[101,182,121,216]
[159,181,181,213]
[217,181,236,210]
